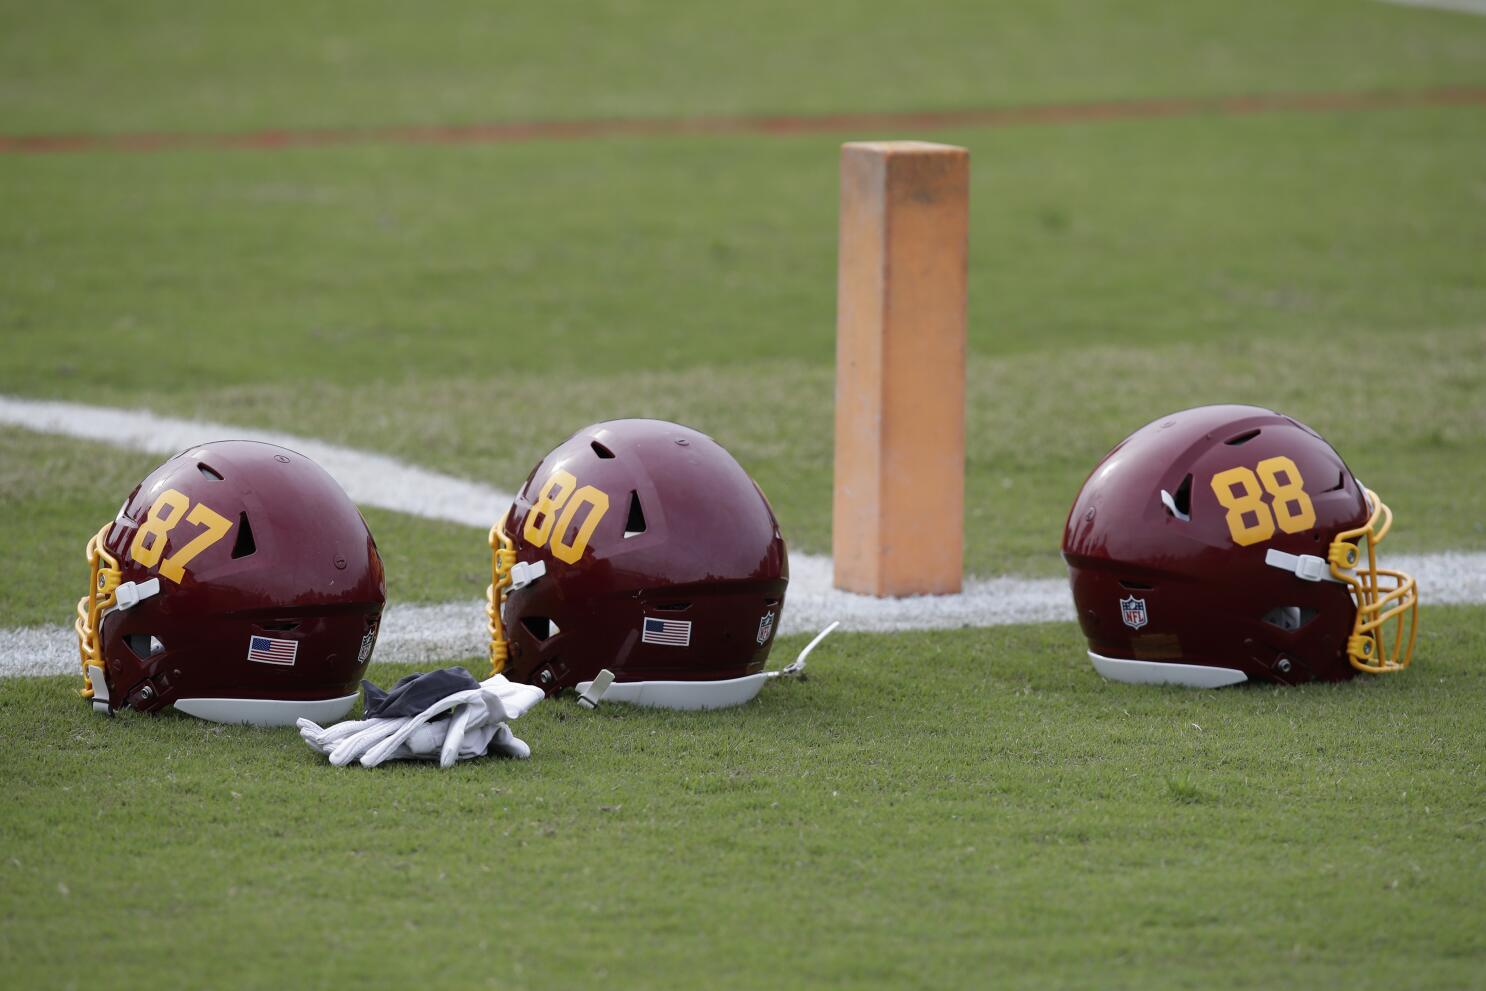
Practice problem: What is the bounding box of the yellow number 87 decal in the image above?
[1210,456,1317,546]
[130,488,233,581]
[522,469,611,564]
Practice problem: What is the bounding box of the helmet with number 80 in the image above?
[1062,405,1417,686]
[487,419,789,708]
[76,441,386,724]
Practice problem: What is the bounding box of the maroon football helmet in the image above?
[486,419,788,706]
[76,441,385,724]
[1062,405,1417,687]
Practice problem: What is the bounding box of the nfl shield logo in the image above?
[756,611,775,645]
[1120,596,1148,630]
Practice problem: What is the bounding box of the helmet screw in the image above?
[334,557,347,570]
[1276,658,1292,674]
[274,454,291,464]
[138,685,155,701]
[1084,508,1095,522]
[539,670,553,684]
[675,438,690,447]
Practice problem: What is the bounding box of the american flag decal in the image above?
[641,617,692,647]
[247,635,299,666]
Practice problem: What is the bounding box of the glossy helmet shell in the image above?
[80,441,385,721]
[497,419,788,694]
[1062,405,1377,685]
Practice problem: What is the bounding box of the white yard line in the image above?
[4,395,1485,677]
[0,395,508,528]
[1371,0,1486,15]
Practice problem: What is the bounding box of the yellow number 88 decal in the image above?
[522,469,611,564]
[1210,455,1317,546]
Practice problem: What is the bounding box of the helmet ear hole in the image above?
[521,616,559,641]
[124,634,166,659]
[1263,606,1318,631]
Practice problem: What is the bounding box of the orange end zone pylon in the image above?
[832,141,969,597]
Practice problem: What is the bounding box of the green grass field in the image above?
[2,1,1485,987]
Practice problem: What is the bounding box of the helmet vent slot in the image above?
[522,616,558,641]
[654,602,691,612]
[231,512,256,558]
[623,490,647,538]
[1161,474,1194,521]
[197,463,224,480]
[590,440,616,459]
[1118,580,1153,591]
[1324,469,1346,492]
[764,597,781,607]
[1224,428,1261,446]
[1263,606,1318,632]
[260,620,300,632]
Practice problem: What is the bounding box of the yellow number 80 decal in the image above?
[522,469,611,565]
[1209,456,1317,547]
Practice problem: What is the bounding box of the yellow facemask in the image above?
[1330,489,1418,674]
[75,523,123,699]
[486,512,517,678]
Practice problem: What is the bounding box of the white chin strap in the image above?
[576,621,840,711]
[86,664,112,715]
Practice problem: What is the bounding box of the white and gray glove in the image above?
[298,673,545,768]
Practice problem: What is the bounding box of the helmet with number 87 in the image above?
[487,419,789,708]
[1061,404,1417,686]
[76,441,386,724]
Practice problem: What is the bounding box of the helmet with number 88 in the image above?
[487,419,789,708]
[76,441,386,724]
[1061,404,1417,686]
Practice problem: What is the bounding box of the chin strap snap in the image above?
[1265,549,1344,584]
[113,578,161,610]
[507,560,545,592]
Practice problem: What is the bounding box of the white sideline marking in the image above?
[7,557,1485,679]
[0,396,509,528]
[1372,0,1486,14]
[3,395,1486,678]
